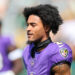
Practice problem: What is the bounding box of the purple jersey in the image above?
[0,36,13,72]
[23,42,72,75]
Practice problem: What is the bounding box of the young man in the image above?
[0,21,23,75]
[23,4,72,75]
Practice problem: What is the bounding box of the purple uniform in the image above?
[23,42,72,75]
[0,36,13,72]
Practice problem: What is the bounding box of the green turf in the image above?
[18,63,27,75]
[71,61,75,75]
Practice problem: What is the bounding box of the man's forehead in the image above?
[27,15,42,23]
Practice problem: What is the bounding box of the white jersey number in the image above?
[0,53,3,70]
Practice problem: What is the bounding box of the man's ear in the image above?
[44,25,50,33]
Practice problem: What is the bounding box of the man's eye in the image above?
[32,24,36,27]
[31,23,37,27]
[26,23,36,27]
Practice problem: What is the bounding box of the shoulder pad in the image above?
[54,42,64,47]
[54,42,69,58]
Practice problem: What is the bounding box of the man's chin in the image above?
[27,40,34,44]
[27,39,41,44]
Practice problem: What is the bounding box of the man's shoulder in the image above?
[47,42,63,50]
[51,42,72,62]
[48,42,72,68]
[0,36,12,44]
[47,42,72,55]
[24,45,30,51]
[0,35,9,40]
[50,42,71,49]
[23,44,32,54]
[53,42,72,50]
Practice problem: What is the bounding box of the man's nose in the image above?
[27,25,32,31]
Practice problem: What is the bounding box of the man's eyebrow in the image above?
[27,22,36,25]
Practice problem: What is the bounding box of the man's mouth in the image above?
[27,33,33,38]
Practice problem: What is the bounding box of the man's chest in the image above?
[25,52,50,70]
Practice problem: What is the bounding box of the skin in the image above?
[27,15,49,43]
[26,14,71,75]
[52,64,71,75]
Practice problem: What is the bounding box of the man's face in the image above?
[0,25,1,34]
[27,15,48,43]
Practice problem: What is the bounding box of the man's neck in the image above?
[34,37,52,51]
[31,37,52,58]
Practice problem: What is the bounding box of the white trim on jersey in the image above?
[8,49,23,61]
[0,70,15,75]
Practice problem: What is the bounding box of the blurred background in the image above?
[0,0,75,75]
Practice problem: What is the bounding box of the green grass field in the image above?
[71,61,75,75]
